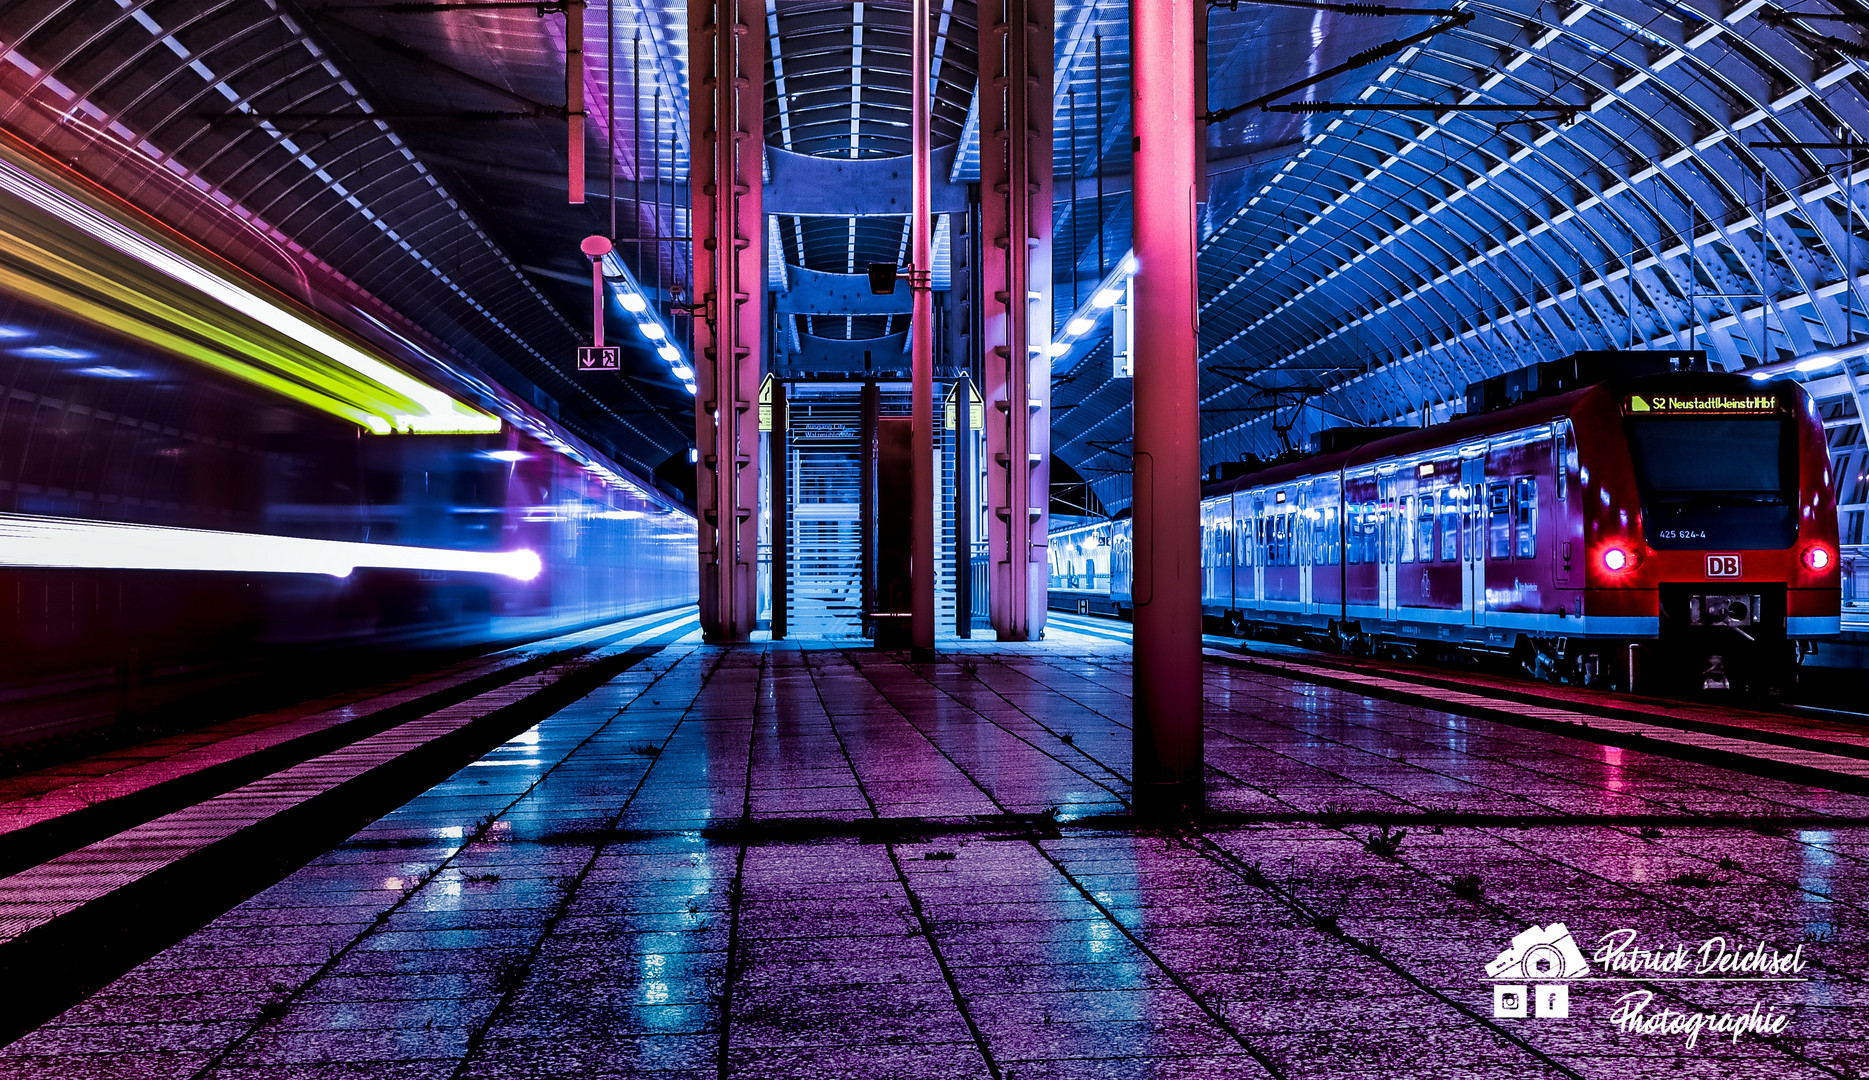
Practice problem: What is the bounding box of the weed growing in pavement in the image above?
[1059,732,1075,746]
[630,743,663,758]
[1450,873,1485,902]
[1753,811,1791,837]
[1670,870,1717,887]
[464,872,502,885]
[257,998,290,1024]
[1364,823,1408,859]
[1638,826,1663,839]
[924,850,956,861]
[1717,856,1744,873]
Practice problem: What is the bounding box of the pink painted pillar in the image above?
[691,0,765,642]
[1129,0,1203,811]
[567,1,585,204]
[979,0,1053,642]
[910,0,936,652]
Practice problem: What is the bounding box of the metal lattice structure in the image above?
[1044,0,1869,556]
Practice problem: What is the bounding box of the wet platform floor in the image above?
[6,621,1869,1079]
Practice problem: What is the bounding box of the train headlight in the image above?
[1602,547,1631,572]
[1804,545,1832,571]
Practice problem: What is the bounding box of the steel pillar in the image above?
[1129,0,1204,812]
[979,0,1053,642]
[910,0,936,652]
[771,378,789,640]
[567,0,585,204]
[691,0,764,642]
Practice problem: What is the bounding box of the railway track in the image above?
[0,607,699,1041]
[1049,610,1869,795]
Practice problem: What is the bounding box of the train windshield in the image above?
[1625,417,1791,498]
[1624,415,1797,549]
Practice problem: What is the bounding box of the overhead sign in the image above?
[576,346,620,371]
[1624,393,1779,415]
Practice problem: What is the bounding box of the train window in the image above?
[1399,495,1416,563]
[1438,488,1459,562]
[1487,482,1512,559]
[1419,493,1438,564]
[1514,476,1537,559]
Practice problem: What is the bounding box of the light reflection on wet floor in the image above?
[5,626,1869,1079]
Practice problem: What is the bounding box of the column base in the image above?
[1131,778,1205,821]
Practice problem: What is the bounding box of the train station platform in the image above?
[0,616,1866,1079]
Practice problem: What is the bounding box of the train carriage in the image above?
[1050,357,1841,692]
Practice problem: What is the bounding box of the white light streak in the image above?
[0,513,542,580]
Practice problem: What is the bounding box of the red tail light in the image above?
[1602,547,1631,572]
[1804,546,1832,571]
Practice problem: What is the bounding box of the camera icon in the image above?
[1486,923,1590,981]
[1488,924,1586,1019]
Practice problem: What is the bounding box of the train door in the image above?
[1251,494,1266,606]
[1377,469,1399,621]
[1200,499,1222,612]
[1462,451,1486,626]
[1307,474,1338,617]
[1232,493,1252,607]
[1552,419,1576,591]
[1297,482,1313,609]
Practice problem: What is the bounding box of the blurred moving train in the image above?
[1049,352,1841,693]
[0,135,695,744]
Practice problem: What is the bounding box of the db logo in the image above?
[1706,553,1742,578]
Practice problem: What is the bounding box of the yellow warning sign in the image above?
[945,382,985,431]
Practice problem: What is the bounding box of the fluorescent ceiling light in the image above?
[1092,288,1121,309]
[0,513,542,580]
[672,364,694,380]
[639,322,666,340]
[658,344,680,361]
[1066,316,1093,336]
[619,293,647,313]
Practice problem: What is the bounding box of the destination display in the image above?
[1624,392,1782,415]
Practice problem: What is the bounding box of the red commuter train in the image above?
[1049,354,1841,693]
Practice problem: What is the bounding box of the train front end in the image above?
[1584,374,1839,692]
